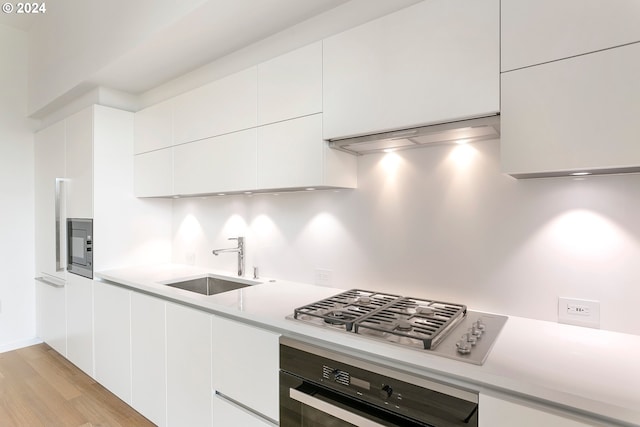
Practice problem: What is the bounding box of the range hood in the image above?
[327,115,500,155]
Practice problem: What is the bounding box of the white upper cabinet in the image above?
[501,42,640,177]
[501,0,640,71]
[257,113,356,189]
[134,99,173,154]
[173,128,257,195]
[134,148,174,197]
[258,42,322,126]
[65,107,94,218]
[173,67,257,144]
[322,0,499,140]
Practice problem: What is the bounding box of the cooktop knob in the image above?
[380,384,393,399]
[463,332,477,345]
[474,319,486,330]
[470,325,483,337]
[456,340,472,354]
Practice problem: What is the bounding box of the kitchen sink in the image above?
[164,276,257,296]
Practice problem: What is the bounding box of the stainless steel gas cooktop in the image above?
[288,289,507,365]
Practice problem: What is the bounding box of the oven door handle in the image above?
[289,387,386,427]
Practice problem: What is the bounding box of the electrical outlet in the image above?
[186,252,196,265]
[558,297,600,328]
[315,269,333,287]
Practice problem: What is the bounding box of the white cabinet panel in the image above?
[173,67,257,144]
[501,43,640,177]
[35,277,66,356]
[134,148,173,197]
[212,316,280,422]
[173,128,257,195]
[166,303,212,427]
[258,114,323,189]
[213,394,275,427]
[502,0,640,71]
[479,394,591,427]
[323,0,499,140]
[94,280,131,404]
[258,42,322,125]
[131,292,166,427]
[134,99,173,154]
[258,114,356,189]
[65,274,93,376]
[65,106,93,218]
[34,121,66,280]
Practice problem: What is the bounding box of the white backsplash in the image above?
[172,139,640,335]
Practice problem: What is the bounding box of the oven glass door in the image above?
[69,227,89,266]
[280,372,429,427]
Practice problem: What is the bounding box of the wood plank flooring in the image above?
[0,343,155,426]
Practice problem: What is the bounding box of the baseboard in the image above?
[0,337,43,353]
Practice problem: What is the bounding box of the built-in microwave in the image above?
[67,218,93,279]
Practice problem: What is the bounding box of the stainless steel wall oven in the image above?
[67,218,93,279]
[280,337,478,427]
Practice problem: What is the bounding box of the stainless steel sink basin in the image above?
[164,276,256,296]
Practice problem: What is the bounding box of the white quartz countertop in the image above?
[96,264,640,427]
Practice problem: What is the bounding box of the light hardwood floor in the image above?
[0,343,155,426]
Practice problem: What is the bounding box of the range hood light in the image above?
[570,172,591,176]
[328,115,500,155]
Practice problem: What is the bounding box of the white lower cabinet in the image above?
[213,393,276,427]
[212,316,280,424]
[65,274,94,376]
[479,394,592,427]
[166,302,212,427]
[94,281,131,403]
[131,292,167,427]
[35,276,67,356]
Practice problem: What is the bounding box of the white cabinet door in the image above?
[94,280,131,404]
[65,106,93,218]
[134,99,173,154]
[257,114,323,189]
[501,43,640,178]
[323,0,499,140]
[258,114,357,190]
[34,120,66,279]
[131,292,166,427]
[35,277,66,356]
[173,67,257,144]
[134,148,173,197]
[479,394,592,427]
[501,0,640,71]
[212,316,280,423]
[213,393,276,427]
[166,302,212,427]
[65,274,94,376]
[173,128,257,195]
[258,41,322,126]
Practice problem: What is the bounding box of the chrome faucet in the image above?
[212,237,245,276]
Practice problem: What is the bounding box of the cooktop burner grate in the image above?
[292,289,401,331]
[353,298,467,349]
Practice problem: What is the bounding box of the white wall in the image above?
[172,139,640,336]
[0,25,38,351]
